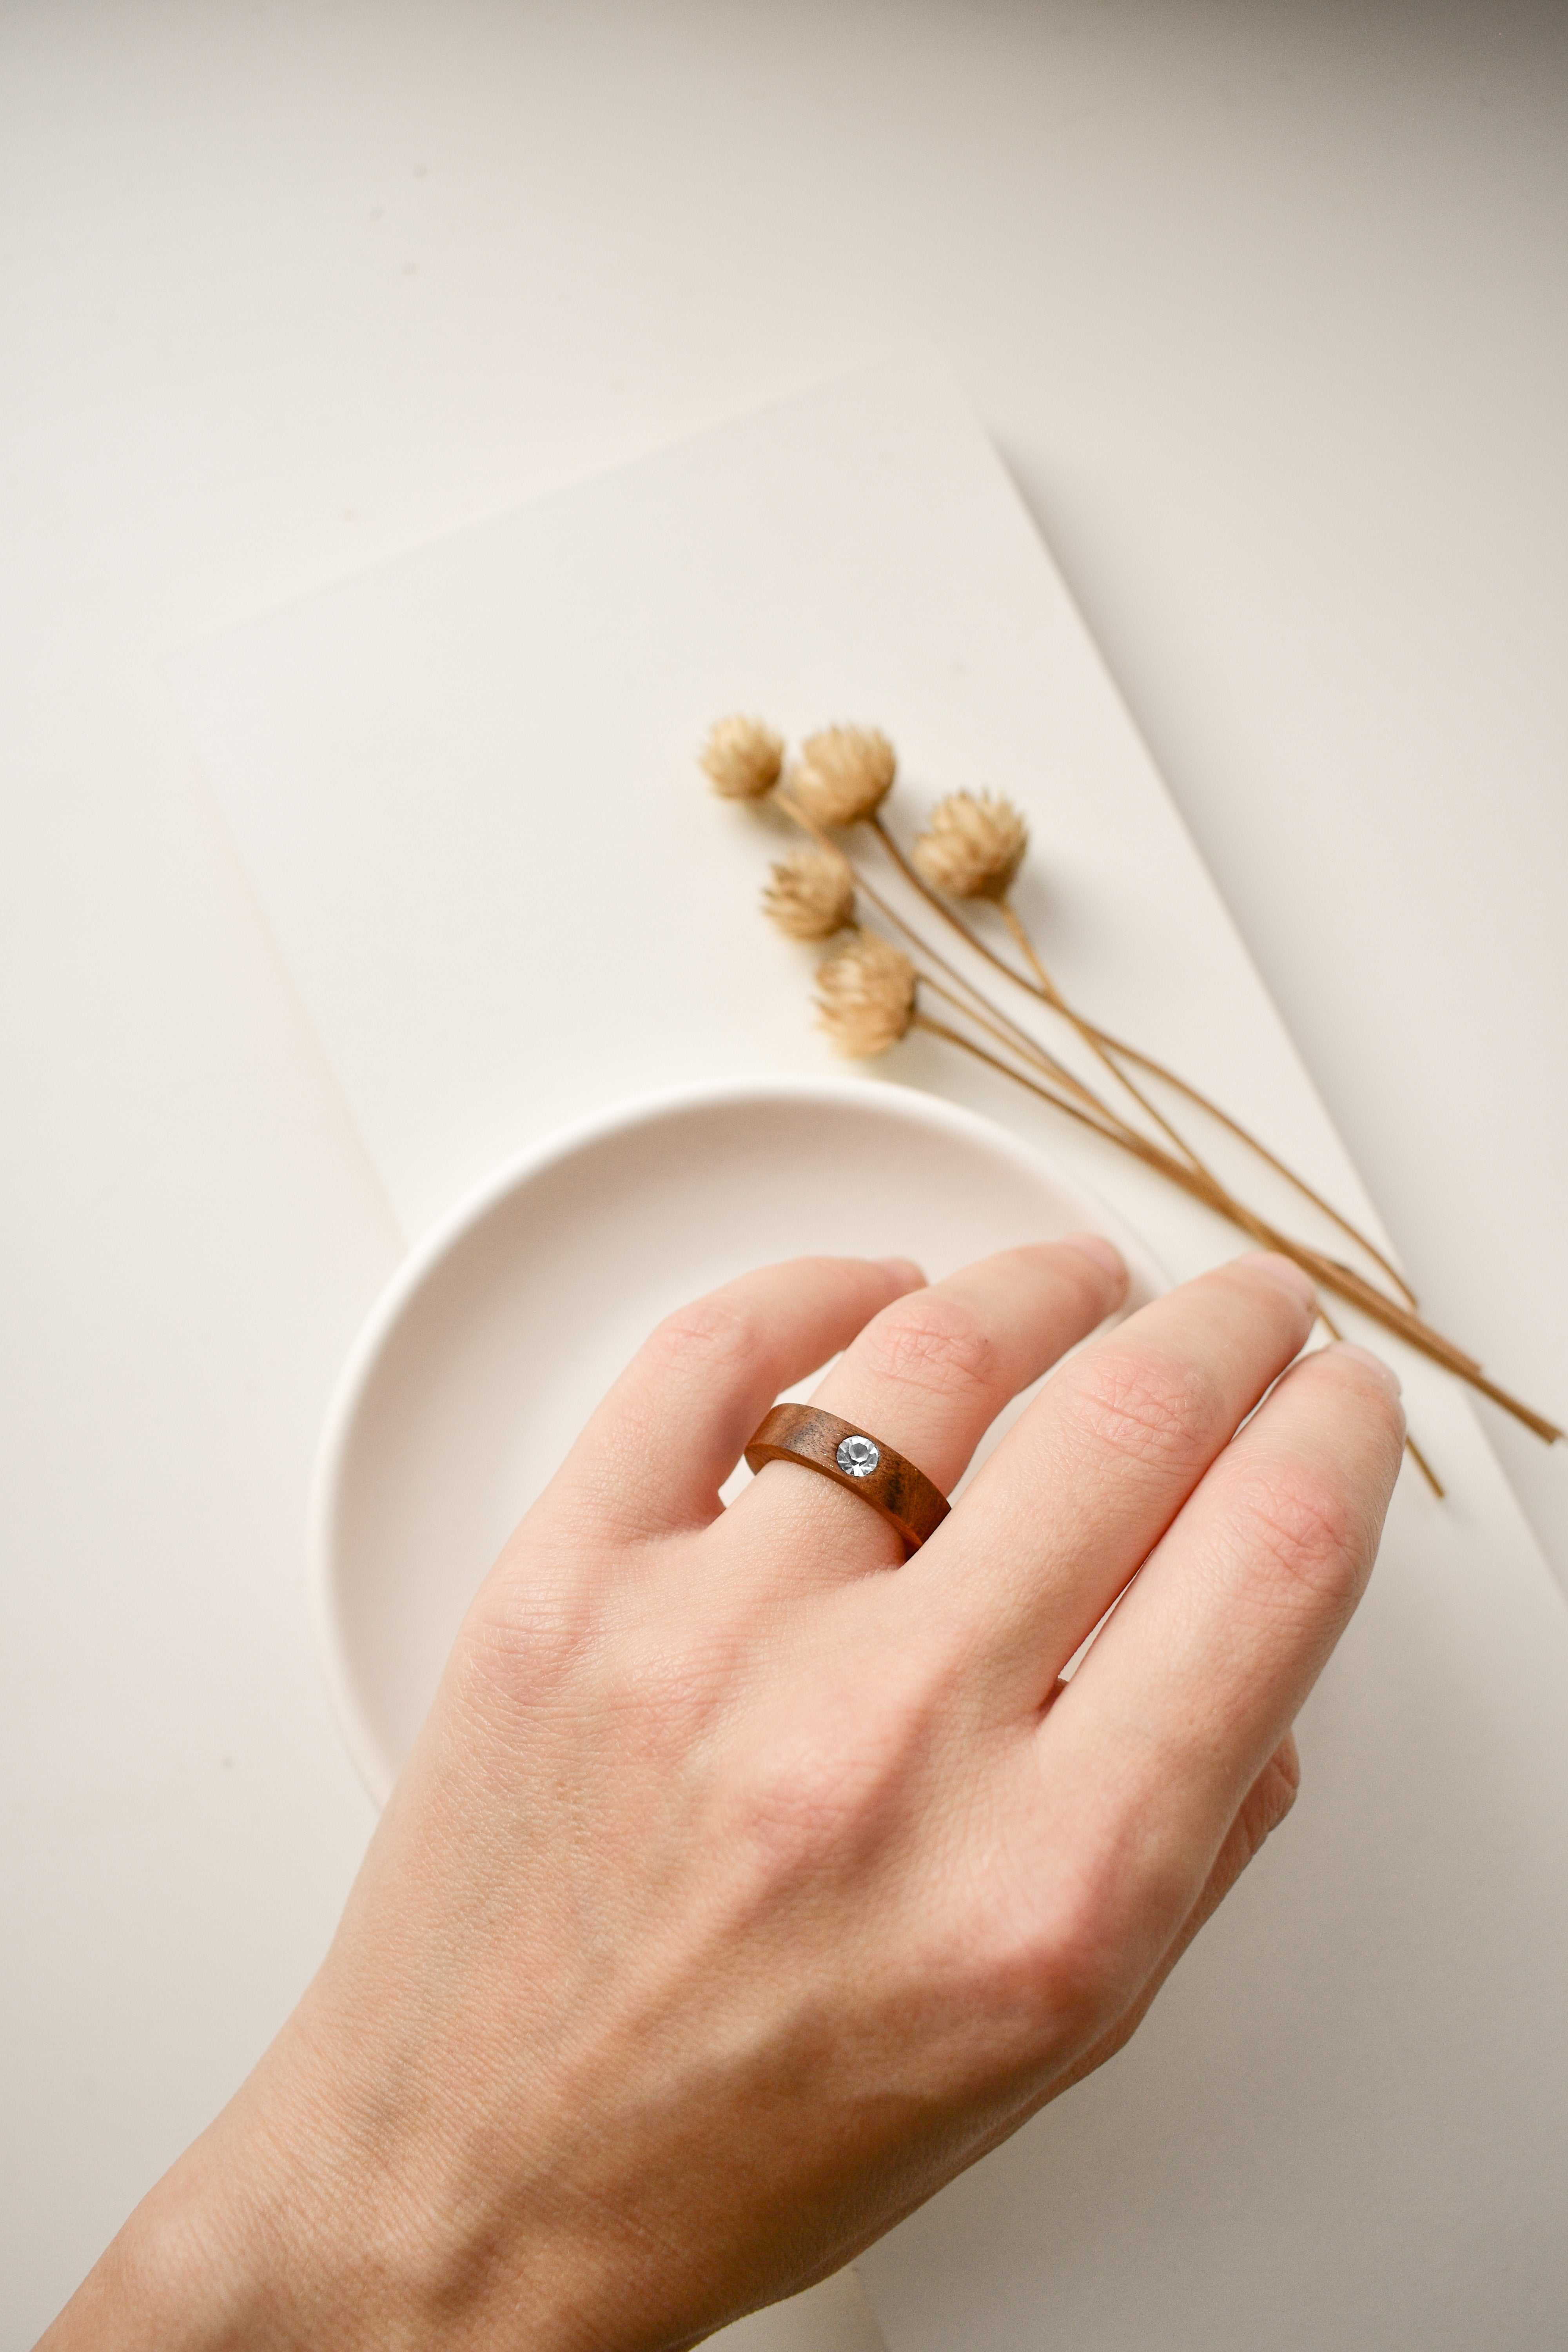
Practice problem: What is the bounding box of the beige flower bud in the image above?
[700,714,785,800]
[911,790,1028,900]
[790,726,897,826]
[815,932,917,1057]
[763,848,857,940]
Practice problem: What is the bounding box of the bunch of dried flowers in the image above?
[701,713,1563,1490]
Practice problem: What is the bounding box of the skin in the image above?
[41,1240,1405,2352]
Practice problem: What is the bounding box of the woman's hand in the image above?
[45,1240,1404,2352]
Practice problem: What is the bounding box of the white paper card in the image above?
[171,359,1568,2349]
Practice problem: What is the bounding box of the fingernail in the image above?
[1333,1342,1402,1396]
[876,1256,926,1289]
[1057,1231,1125,1281]
[1245,1252,1318,1308]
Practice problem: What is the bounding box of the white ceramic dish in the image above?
[312,1075,1166,1804]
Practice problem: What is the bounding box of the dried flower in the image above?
[707,711,1553,1470]
[701,714,785,800]
[815,932,917,1056]
[790,726,897,826]
[912,790,1029,900]
[762,847,857,940]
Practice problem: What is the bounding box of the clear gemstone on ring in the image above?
[836,1433,880,1478]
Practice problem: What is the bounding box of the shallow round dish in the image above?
[312,1074,1166,1804]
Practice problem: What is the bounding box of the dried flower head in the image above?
[763,847,857,940]
[912,790,1029,900]
[815,932,917,1057]
[700,714,785,800]
[790,726,897,826]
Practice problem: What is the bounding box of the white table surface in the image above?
[3,5,1564,2344]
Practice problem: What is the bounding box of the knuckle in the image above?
[1230,1462,1366,1605]
[729,1748,861,1878]
[1255,1744,1301,1838]
[1030,1875,1125,2028]
[459,1561,600,1708]
[724,1690,927,1887]
[643,1294,759,1377]
[1269,1732,1303,1809]
[1226,1743,1303,1876]
[857,1296,998,1403]
[951,1860,1125,2046]
[466,1585,733,1763]
[1054,1345,1214,1477]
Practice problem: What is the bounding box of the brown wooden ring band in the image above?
[742,1403,951,1557]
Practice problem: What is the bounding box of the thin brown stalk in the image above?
[916,971,1147,1143]
[1399,1434,1446,1498]
[782,793,1138,1135]
[877,801,1415,1310]
[999,895,1054,996]
[914,1008,1562,1444]
[914,963,1147,1138]
[786,789,1552,1441]
[999,897,1220,1179]
[838,795,1224,1163]
[872,812,1042,994]
[992,880,1417,1310]
[900,932,1127,1114]
[1078,1024,1419,1311]
[913,1013,1136,1151]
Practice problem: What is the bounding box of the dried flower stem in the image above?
[883,802,1407,1307]
[751,754,1556,1448]
[888,805,1295,1184]
[1059,1021,1420,1310]
[907,943,1143,1134]
[916,971,1130,1120]
[874,811,1034,991]
[996,866,1420,1310]
[834,801,1471,1383]
[912,1008,1561,1442]
[998,896,1053,995]
[783,791,1134,1135]
[996,897,1218,1178]
[874,809,1414,1309]
[1403,1436,1446,1497]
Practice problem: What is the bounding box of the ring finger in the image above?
[723,1236,1127,1584]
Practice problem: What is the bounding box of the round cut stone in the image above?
[836,1433,880,1478]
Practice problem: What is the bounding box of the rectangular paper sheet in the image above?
[171,358,1568,2350]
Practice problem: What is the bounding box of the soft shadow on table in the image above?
[713,2270,886,2352]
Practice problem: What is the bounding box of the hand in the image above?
[45,1241,1404,2352]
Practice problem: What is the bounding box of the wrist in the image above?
[36,2112,307,2352]
[38,2006,593,2352]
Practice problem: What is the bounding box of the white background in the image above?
[3,4,1565,2343]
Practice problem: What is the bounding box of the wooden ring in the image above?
[743,1403,951,1556]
